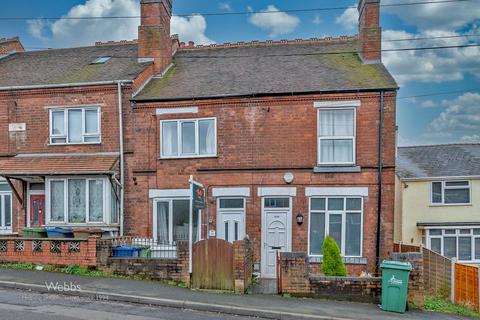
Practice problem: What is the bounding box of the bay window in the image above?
[317,108,355,165]
[427,228,480,262]
[431,181,470,205]
[49,107,101,144]
[47,177,116,224]
[309,197,363,257]
[161,118,216,158]
[0,182,12,233]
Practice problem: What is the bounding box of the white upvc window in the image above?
[46,177,115,225]
[308,197,363,257]
[317,108,356,165]
[153,198,201,244]
[431,180,471,205]
[160,118,217,158]
[427,228,480,262]
[49,107,101,144]
[0,182,12,233]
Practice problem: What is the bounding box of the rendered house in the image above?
[395,144,480,263]
[0,0,398,277]
[126,0,398,277]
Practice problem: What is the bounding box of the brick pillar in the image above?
[279,252,310,295]
[233,239,253,294]
[96,238,113,270]
[390,252,425,307]
[176,240,190,285]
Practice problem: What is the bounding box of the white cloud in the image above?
[420,100,437,108]
[428,93,480,133]
[312,15,322,25]
[383,0,480,31]
[382,29,480,84]
[335,8,358,31]
[27,0,214,47]
[460,134,480,143]
[219,2,232,12]
[248,5,300,37]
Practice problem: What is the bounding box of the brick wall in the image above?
[233,239,254,293]
[0,236,98,267]
[390,252,425,307]
[279,252,381,303]
[0,37,24,54]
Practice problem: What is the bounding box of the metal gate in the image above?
[192,238,234,291]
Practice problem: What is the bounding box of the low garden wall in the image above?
[0,236,98,267]
[278,252,381,303]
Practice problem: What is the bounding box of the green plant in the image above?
[321,236,347,276]
[424,296,480,319]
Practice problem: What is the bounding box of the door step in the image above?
[252,278,278,295]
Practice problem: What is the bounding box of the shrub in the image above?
[321,236,347,276]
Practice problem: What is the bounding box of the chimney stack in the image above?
[138,0,173,74]
[0,37,25,55]
[358,0,381,63]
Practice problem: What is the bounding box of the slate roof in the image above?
[396,144,480,179]
[0,44,150,87]
[134,38,398,101]
[0,155,119,176]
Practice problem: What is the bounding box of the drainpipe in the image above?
[375,91,385,275]
[117,82,125,236]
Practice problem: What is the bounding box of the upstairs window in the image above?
[431,181,470,205]
[50,107,101,144]
[161,118,216,158]
[317,108,355,165]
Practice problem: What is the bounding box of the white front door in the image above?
[261,197,292,278]
[217,198,246,242]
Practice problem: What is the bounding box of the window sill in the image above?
[159,155,218,160]
[309,256,367,265]
[313,166,361,173]
[429,203,472,207]
[49,142,102,146]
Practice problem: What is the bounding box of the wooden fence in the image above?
[423,247,452,299]
[454,262,479,311]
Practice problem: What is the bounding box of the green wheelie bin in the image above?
[380,260,412,313]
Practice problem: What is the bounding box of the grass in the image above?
[424,296,480,319]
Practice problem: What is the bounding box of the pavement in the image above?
[0,268,470,320]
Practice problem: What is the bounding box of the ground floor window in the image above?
[0,182,12,233]
[46,177,117,225]
[427,228,480,262]
[154,198,200,245]
[309,197,363,257]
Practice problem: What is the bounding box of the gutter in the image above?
[400,175,480,182]
[131,87,399,103]
[0,80,133,91]
[375,90,384,275]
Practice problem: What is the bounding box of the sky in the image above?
[1,0,479,146]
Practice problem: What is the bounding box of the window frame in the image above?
[49,107,101,145]
[316,107,356,166]
[160,117,217,159]
[45,176,113,225]
[308,196,363,258]
[0,185,12,233]
[430,180,471,206]
[427,228,480,263]
[152,197,202,245]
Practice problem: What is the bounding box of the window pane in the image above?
[225,222,229,242]
[309,212,325,255]
[432,182,442,203]
[52,111,65,135]
[446,181,469,187]
[68,179,86,223]
[459,237,472,260]
[234,221,239,241]
[111,187,118,224]
[333,139,353,163]
[346,198,362,211]
[329,214,342,249]
[0,184,10,191]
[430,238,441,254]
[475,238,480,260]
[88,180,103,222]
[162,122,178,156]
[4,195,11,227]
[264,198,289,208]
[85,109,99,134]
[334,109,354,136]
[181,122,195,154]
[443,237,457,259]
[445,188,470,204]
[459,229,471,234]
[320,139,334,163]
[311,198,326,211]
[0,197,2,227]
[346,213,361,256]
[156,202,169,244]
[50,181,65,222]
[84,136,100,143]
[68,110,82,143]
[328,198,344,210]
[474,229,480,235]
[429,229,442,236]
[199,119,215,155]
[173,200,189,242]
[219,199,244,209]
[52,138,67,144]
[444,229,456,234]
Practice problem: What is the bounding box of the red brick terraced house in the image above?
[126,0,398,277]
[0,0,398,278]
